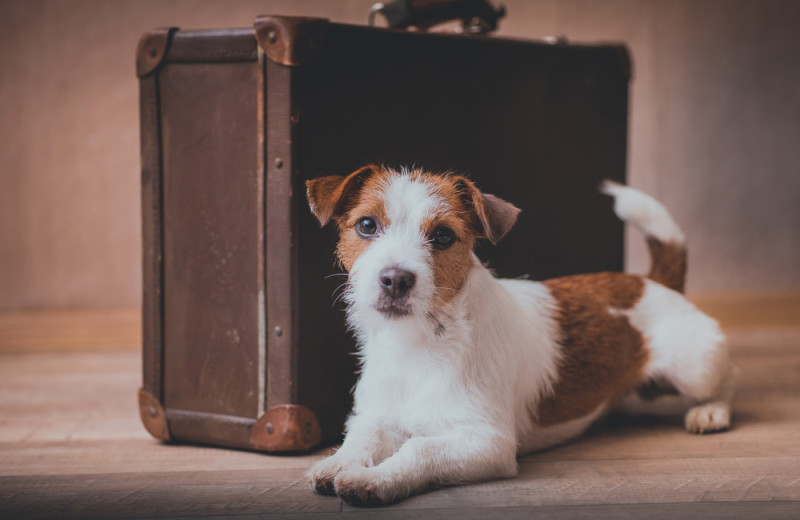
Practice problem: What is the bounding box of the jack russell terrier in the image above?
[304,165,735,506]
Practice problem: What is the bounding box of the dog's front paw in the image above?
[306,456,348,496]
[334,467,400,507]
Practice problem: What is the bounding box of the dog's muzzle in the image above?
[375,267,416,318]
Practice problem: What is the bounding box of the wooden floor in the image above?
[1,296,799,519]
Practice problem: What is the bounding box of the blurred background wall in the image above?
[0,0,798,311]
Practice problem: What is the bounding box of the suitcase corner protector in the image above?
[250,404,322,452]
[137,387,171,441]
[253,15,328,66]
[136,27,179,78]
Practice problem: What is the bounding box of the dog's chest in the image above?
[355,343,482,431]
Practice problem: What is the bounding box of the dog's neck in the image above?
[347,268,476,363]
[347,254,547,364]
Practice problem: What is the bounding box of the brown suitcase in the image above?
[137,11,630,453]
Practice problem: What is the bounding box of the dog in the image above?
[304,165,735,506]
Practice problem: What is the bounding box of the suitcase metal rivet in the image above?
[148,406,158,418]
[274,326,283,337]
[274,158,283,168]
[267,31,277,44]
[265,422,275,435]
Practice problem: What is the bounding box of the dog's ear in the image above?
[454,177,520,245]
[306,165,379,226]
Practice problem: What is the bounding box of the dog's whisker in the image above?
[324,273,350,279]
[432,286,458,292]
[331,282,350,301]
[331,282,352,308]
[332,288,350,305]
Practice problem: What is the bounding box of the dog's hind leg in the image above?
[622,281,736,434]
[652,320,736,434]
[682,361,737,434]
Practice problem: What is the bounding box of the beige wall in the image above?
[1,0,798,310]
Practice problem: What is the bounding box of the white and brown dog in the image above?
[305,165,735,506]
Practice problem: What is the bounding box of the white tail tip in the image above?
[600,180,685,244]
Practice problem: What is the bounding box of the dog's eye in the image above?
[356,217,378,238]
[431,226,455,249]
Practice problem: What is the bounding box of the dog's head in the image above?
[306,165,519,322]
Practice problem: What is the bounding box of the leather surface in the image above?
[160,60,262,419]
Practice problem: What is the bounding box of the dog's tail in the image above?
[600,180,687,293]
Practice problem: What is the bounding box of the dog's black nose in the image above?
[379,267,416,298]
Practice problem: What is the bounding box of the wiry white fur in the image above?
[311,172,563,503]
[600,180,685,244]
[621,281,729,401]
[614,280,736,433]
[314,256,565,504]
[345,173,442,332]
[308,174,734,505]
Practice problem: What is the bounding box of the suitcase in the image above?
[137,7,630,453]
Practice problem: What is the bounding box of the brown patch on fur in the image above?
[451,176,520,244]
[306,165,379,226]
[535,273,648,427]
[421,176,480,305]
[333,172,393,272]
[413,173,519,304]
[647,237,687,294]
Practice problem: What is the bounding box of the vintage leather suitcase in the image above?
[137,7,630,453]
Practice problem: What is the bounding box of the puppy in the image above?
[305,165,735,506]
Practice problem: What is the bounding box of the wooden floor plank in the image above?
[213,502,800,520]
[0,351,146,443]
[0,308,140,353]
[2,465,799,520]
[690,292,800,330]
[370,457,800,511]
[0,439,328,477]
[0,470,338,519]
[1,304,799,518]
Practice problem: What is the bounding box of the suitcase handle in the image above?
[368,0,505,34]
